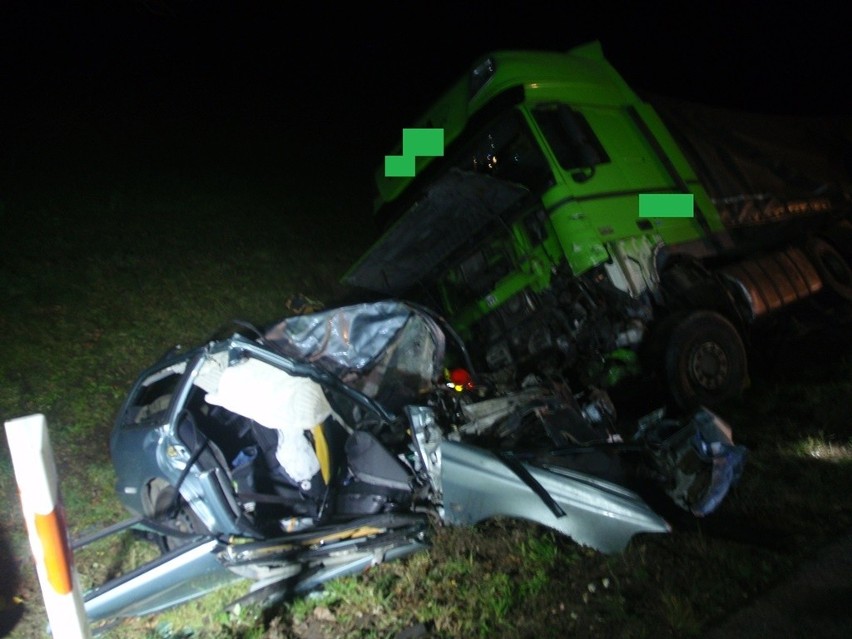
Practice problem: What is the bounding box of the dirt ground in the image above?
[703,531,852,639]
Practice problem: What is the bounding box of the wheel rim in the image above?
[688,340,729,390]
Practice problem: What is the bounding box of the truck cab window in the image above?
[458,109,554,193]
[533,104,610,172]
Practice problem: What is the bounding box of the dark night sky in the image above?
[1,1,850,188]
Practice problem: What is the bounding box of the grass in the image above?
[2,105,852,639]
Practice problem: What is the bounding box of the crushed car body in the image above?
[86,300,746,624]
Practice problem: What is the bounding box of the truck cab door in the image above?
[527,103,719,274]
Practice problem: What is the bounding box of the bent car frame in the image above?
[82,300,745,626]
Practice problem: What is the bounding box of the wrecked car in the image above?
[85,300,746,624]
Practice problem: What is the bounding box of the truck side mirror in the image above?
[571,166,596,183]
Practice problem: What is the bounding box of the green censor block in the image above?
[385,128,445,177]
[639,193,694,218]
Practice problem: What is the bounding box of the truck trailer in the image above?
[344,41,852,412]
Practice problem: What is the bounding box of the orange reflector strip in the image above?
[34,508,73,595]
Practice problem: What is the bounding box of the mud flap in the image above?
[440,441,670,553]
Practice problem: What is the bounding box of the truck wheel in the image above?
[665,310,747,410]
[825,220,852,262]
[807,236,852,302]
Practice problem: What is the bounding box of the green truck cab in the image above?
[344,41,852,411]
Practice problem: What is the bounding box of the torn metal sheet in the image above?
[96,300,744,626]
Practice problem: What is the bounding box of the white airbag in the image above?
[205,358,329,481]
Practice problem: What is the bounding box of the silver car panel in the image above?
[441,440,670,553]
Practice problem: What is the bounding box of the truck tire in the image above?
[807,236,852,303]
[825,220,852,262]
[665,310,747,410]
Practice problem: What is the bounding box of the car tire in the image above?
[664,310,748,410]
[152,486,206,553]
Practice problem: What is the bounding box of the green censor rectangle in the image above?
[385,128,445,177]
[403,128,444,156]
[639,193,694,218]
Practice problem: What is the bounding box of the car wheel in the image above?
[665,310,748,410]
[152,486,206,553]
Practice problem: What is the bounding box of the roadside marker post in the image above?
[5,413,92,639]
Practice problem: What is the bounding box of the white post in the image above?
[5,414,92,639]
